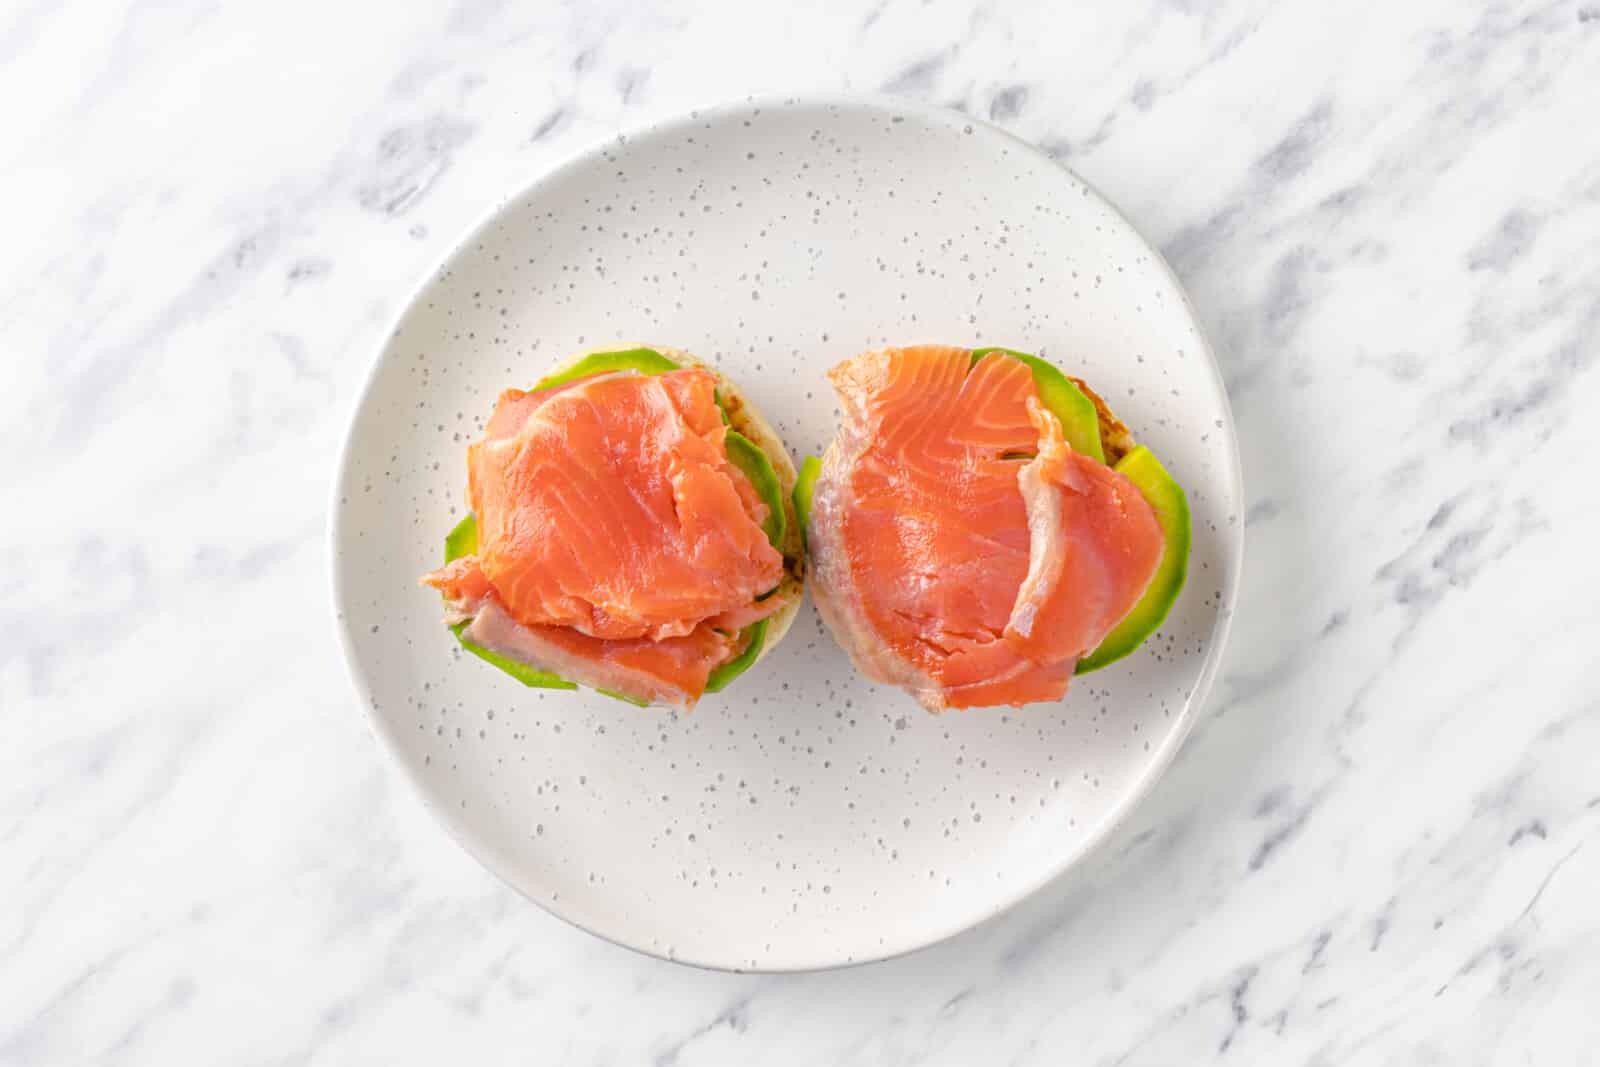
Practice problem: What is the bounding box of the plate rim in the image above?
[328,91,1245,973]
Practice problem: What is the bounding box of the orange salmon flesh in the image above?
[808,345,1162,711]
[422,367,790,709]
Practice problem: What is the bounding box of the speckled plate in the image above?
[331,94,1242,971]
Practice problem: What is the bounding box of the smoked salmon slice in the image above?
[1006,397,1166,671]
[461,599,739,709]
[808,345,1163,711]
[422,365,790,709]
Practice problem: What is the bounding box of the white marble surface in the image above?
[6,0,1600,1062]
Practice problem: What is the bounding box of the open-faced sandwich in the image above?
[421,346,805,711]
[796,344,1189,712]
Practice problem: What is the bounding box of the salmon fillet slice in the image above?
[460,368,780,640]
[1006,397,1164,668]
[421,367,787,707]
[462,600,737,711]
[810,345,1162,711]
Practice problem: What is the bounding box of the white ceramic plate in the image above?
[332,95,1242,971]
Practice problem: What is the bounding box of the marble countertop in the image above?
[7,1,1600,1063]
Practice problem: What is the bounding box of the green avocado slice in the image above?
[723,431,786,550]
[793,455,821,546]
[970,347,1105,463]
[1075,445,1191,674]
[444,511,479,560]
[442,514,576,689]
[704,618,769,693]
[530,346,681,390]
